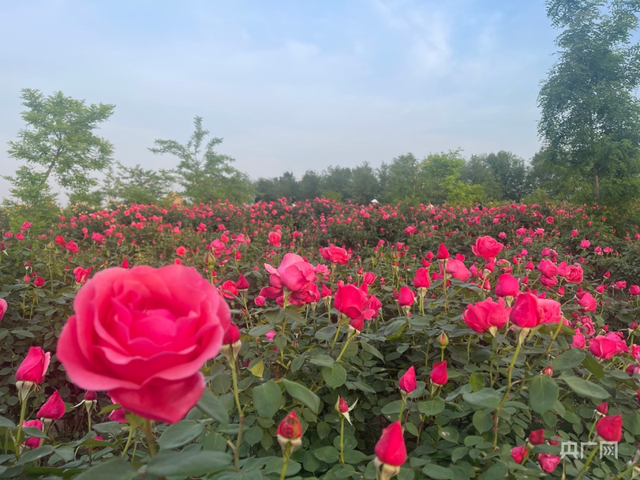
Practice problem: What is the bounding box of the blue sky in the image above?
[0,0,558,200]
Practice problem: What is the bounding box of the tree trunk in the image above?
[594,168,600,197]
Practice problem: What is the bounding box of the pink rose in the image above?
[319,245,351,265]
[565,264,583,284]
[471,236,504,261]
[16,347,51,384]
[494,274,519,298]
[577,292,597,312]
[537,259,558,278]
[445,259,471,281]
[589,332,628,360]
[538,298,562,324]
[0,298,7,321]
[260,253,318,306]
[335,284,375,324]
[22,420,43,449]
[462,297,510,333]
[57,265,231,424]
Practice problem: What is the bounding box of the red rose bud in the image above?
[510,445,528,464]
[412,268,431,295]
[399,366,417,395]
[430,361,448,386]
[22,420,43,449]
[631,321,639,331]
[509,292,544,330]
[221,323,242,361]
[33,276,45,287]
[321,284,332,298]
[596,414,622,442]
[549,436,561,446]
[596,402,608,415]
[538,454,560,473]
[528,428,545,445]
[437,332,449,348]
[495,273,519,299]
[84,391,98,401]
[37,390,65,425]
[396,286,415,307]
[542,366,553,377]
[109,406,127,424]
[236,274,250,291]
[436,243,449,260]
[374,422,407,479]
[15,347,51,401]
[337,397,349,414]
[277,411,303,452]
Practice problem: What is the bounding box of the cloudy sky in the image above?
[0,0,559,200]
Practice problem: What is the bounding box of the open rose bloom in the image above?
[57,265,230,424]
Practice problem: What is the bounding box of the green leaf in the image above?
[321,364,347,388]
[553,348,586,370]
[462,388,501,409]
[146,451,232,477]
[422,464,453,479]
[439,427,459,443]
[529,375,559,414]
[17,446,54,465]
[0,416,16,429]
[315,325,337,341]
[74,458,137,480]
[282,379,321,413]
[469,373,485,392]
[97,404,122,415]
[253,380,282,418]
[360,341,384,361]
[22,427,47,438]
[418,398,445,416]
[582,355,605,380]
[561,375,610,400]
[342,449,369,464]
[381,400,403,416]
[473,409,493,434]
[314,445,340,463]
[309,354,334,367]
[157,420,204,449]
[11,330,35,338]
[248,324,274,337]
[197,389,230,424]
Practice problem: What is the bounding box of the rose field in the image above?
[3,199,640,479]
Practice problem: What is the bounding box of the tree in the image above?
[105,162,176,205]
[4,89,114,205]
[538,0,640,205]
[149,117,254,204]
[350,162,380,205]
[380,153,424,204]
[421,150,485,204]
[462,151,531,202]
[298,170,322,200]
[320,166,353,202]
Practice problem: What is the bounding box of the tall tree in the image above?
[538,0,640,205]
[5,89,114,205]
[350,162,380,205]
[149,117,254,204]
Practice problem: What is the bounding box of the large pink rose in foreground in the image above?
[58,265,231,424]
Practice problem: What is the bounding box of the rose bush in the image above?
[1,199,640,479]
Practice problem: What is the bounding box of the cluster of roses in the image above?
[510,410,625,474]
[9,346,117,452]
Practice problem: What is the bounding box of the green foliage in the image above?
[149,116,254,204]
[538,0,640,206]
[104,162,176,206]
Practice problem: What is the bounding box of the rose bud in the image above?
[528,428,545,446]
[510,445,528,464]
[335,396,357,425]
[596,414,623,442]
[437,332,449,348]
[495,274,519,302]
[538,453,561,473]
[412,268,431,297]
[596,402,608,416]
[631,321,639,331]
[21,420,44,449]
[399,366,417,395]
[277,411,303,452]
[374,422,407,480]
[254,295,266,307]
[549,436,561,446]
[430,361,448,386]
[37,390,65,427]
[236,274,250,292]
[15,347,51,401]
[0,298,7,321]
[436,243,449,260]
[221,322,242,361]
[542,366,553,377]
